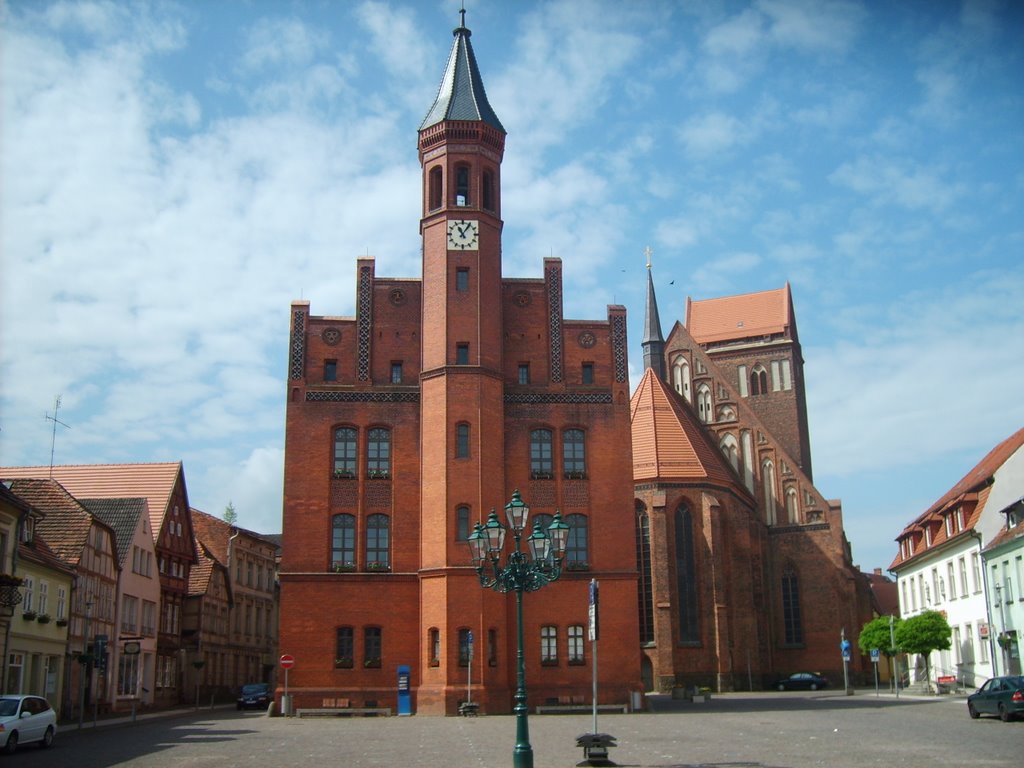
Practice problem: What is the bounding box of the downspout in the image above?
[226,529,239,684]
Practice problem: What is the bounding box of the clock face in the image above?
[447,219,479,250]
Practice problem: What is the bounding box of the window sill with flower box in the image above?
[331,562,356,573]
[335,658,354,669]
[363,659,382,669]
[21,611,37,621]
[566,561,590,572]
[365,562,391,573]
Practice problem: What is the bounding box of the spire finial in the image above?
[644,245,653,270]
[459,2,466,29]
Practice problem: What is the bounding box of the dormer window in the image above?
[945,515,952,536]
[21,517,34,544]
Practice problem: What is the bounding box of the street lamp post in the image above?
[467,490,569,768]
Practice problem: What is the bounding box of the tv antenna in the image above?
[45,395,71,477]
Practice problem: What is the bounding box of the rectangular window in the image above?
[568,625,585,665]
[57,586,67,621]
[581,363,594,384]
[324,360,337,382]
[782,571,803,644]
[563,429,586,476]
[429,628,440,666]
[122,595,138,633]
[540,626,558,664]
[364,627,382,668]
[780,359,792,390]
[38,581,48,615]
[456,343,469,365]
[770,360,781,391]
[737,365,748,397]
[947,562,957,601]
[530,429,553,477]
[518,364,530,385]
[961,557,970,597]
[456,268,469,292]
[367,428,391,476]
[964,622,974,663]
[336,626,354,668]
[456,506,470,542]
[142,600,156,635]
[456,423,470,459]
[391,362,403,384]
[21,576,33,613]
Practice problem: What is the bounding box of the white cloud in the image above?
[829,156,965,212]
[678,111,749,156]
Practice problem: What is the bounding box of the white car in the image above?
[0,695,57,753]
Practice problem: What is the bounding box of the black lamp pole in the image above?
[467,490,569,768]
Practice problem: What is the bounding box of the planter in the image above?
[36,614,51,624]
[331,562,356,573]
[55,619,68,628]
[21,611,37,621]
[363,659,381,669]
[334,658,354,669]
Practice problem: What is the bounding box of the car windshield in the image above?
[0,699,19,717]
[242,684,268,694]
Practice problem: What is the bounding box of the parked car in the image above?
[237,683,271,710]
[967,675,1024,722]
[773,672,829,691]
[0,695,57,753]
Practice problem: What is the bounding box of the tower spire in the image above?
[641,246,666,380]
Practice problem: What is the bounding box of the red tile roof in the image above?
[6,479,97,566]
[0,463,184,542]
[685,284,793,344]
[630,368,749,494]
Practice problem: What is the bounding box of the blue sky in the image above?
[2,0,1022,573]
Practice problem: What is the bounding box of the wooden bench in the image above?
[296,707,391,717]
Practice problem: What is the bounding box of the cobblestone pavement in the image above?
[31,692,1023,768]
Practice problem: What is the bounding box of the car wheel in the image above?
[999,703,1011,723]
[3,731,17,755]
[810,683,818,691]
[776,683,785,691]
[968,702,980,719]
[39,726,54,749]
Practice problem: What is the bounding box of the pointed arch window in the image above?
[750,365,768,396]
[334,427,358,477]
[720,433,739,472]
[674,505,700,643]
[563,428,586,477]
[331,514,356,569]
[367,428,391,478]
[763,459,777,525]
[428,166,443,211]
[455,164,470,206]
[785,487,799,524]
[782,569,803,644]
[530,429,553,478]
[672,358,692,402]
[696,384,713,423]
[366,514,390,569]
[635,502,654,644]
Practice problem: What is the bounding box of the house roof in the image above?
[190,507,276,566]
[188,540,218,596]
[5,479,100,566]
[685,284,793,345]
[419,12,505,132]
[0,463,184,543]
[82,497,149,569]
[19,535,76,577]
[630,368,751,497]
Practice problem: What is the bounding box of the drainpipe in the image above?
[226,529,239,689]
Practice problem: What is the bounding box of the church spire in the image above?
[641,246,666,381]
[419,10,505,133]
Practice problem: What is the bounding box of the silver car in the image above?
[0,695,57,753]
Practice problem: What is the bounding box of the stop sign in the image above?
[280,654,295,669]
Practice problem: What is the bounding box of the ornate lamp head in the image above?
[467,522,488,566]
[526,520,551,563]
[483,509,506,555]
[547,511,570,560]
[504,489,530,533]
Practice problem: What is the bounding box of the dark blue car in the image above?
[967,675,1024,722]
[236,683,270,711]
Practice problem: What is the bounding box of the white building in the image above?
[890,428,1024,690]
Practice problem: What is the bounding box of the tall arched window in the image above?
[366,514,390,568]
[762,459,777,525]
[455,422,470,459]
[696,384,713,423]
[675,504,700,642]
[428,166,443,211]
[672,358,691,402]
[566,514,588,565]
[782,569,803,644]
[786,487,799,524]
[367,428,391,478]
[720,433,739,473]
[750,364,768,396]
[334,427,357,476]
[563,428,586,476]
[740,431,755,492]
[331,514,355,568]
[530,429,553,477]
[455,164,470,206]
[635,501,654,644]
[456,505,470,541]
[482,169,494,210]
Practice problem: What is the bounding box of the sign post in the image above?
[588,579,599,734]
[279,654,295,716]
[840,631,851,695]
[870,648,880,696]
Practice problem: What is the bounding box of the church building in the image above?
[279,15,642,716]
[632,267,876,692]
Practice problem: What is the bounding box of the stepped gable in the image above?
[0,462,184,544]
[685,284,794,345]
[631,368,750,497]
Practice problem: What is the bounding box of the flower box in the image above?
[36,614,51,624]
[530,471,553,480]
[333,470,356,479]
[566,561,590,571]
[331,562,356,573]
[363,658,381,669]
[564,471,587,480]
[55,619,68,628]
[334,658,353,669]
[367,471,390,480]
[21,611,37,621]
[365,562,391,573]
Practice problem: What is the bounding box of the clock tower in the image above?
[416,13,508,712]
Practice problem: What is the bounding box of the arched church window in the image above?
[455,164,470,206]
[762,459,777,525]
[720,433,739,473]
[750,365,768,396]
[429,166,443,211]
[635,501,654,644]
[674,504,699,642]
[786,487,799,524]
[482,169,494,210]
[782,568,803,644]
[696,384,712,423]
[672,358,691,402]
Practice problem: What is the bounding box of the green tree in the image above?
[895,610,951,689]
[223,501,238,525]
[858,615,901,657]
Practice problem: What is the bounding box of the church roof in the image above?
[0,463,185,543]
[420,13,505,133]
[630,368,749,495]
[685,284,794,345]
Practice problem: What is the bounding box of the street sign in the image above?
[870,648,880,663]
[280,654,295,669]
[123,641,141,655]
[588,579,599,642]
